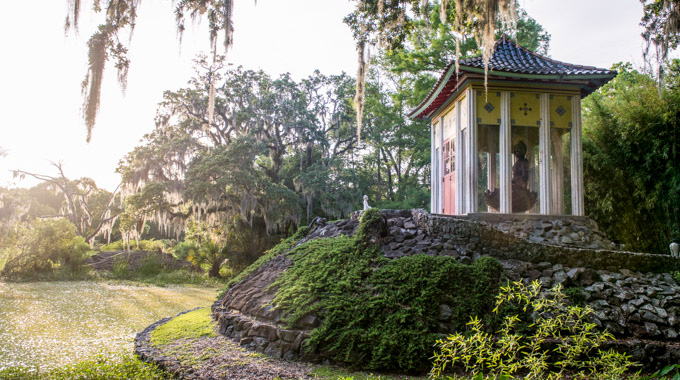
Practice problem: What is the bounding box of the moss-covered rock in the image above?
[150,308,216,346]
[214,210,502,373]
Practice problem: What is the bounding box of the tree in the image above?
[345,0,520,139]
[188,240,227,278]
[640,0,680,86]
[11,162,121,244]
[183,136,300,233]
[1,218,90,278]
[66,0,235,141]
[117,58,368,235]
[349,4,549,209]
[66,1,523,143]
[582,62,680,253]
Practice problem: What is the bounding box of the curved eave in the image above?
[409,65,616,121]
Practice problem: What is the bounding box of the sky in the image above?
[0,0,658,191]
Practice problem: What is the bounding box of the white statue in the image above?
[670,242,679,258]
[363,195,371,211]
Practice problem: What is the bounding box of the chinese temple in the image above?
[410,36,616,216]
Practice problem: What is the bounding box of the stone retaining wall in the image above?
[211,250,321,363]
[135,308,202,376]
[463,212,616,249]
[210,209,680,369]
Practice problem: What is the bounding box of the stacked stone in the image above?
[207,208,680,368]
[497,261,680,339]
[380,212,476,263]
[481,216,614,249]
[214,309,318,362]
[302,217,360,241]
[584,270,679,339]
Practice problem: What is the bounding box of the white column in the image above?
[499,92,512,213]
[455,100,464,215]
[430,120,436,213]
[466,88,477,214]
[571,96,585,216]
[539,93,552,214]
[551,130,563,214]
[439,117,445,214]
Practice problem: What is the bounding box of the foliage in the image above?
[138,254,165,277]
[8,165,120,244]
[270,212,502,372]
[344,0,520,140]
[311,366,427,380]
[173,241,198,260]
[0,353,167,379]
[223,226,309,291]
[430,280,637,379]
[1,218,91,279]
[100,239,169,253]
[150,308,217,347]
[184,137,300,233]
[64,0,234,140]
[355,207,386,243]
[187,240,227,278]
[115,64,362,256]
[111,255,130,279]
[103,268,224,287]
[640,0,680,85]
[582,62,680,253]
[640,364,680,380]
[564,286,587,307]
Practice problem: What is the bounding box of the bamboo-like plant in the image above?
[430,280,637,379]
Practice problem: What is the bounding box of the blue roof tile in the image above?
[459,37,615,76]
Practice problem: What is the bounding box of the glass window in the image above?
[510,125,540,214]
[478,124,500,212]
[550,94,573,215]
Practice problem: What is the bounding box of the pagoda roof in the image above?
[410,36,617,120]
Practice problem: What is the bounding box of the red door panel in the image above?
[442,138,455,215]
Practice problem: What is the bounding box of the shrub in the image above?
[430,280,638,379]
[641,364,680,379]
[187,241,227,278]
[173,241,198,260]
[100,239,169,253]
[112,255,130,279]
[139,254,164,277]
[270,211,502,372]
[1,218,91,279]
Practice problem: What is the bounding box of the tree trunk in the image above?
[377,146,382,202]
[209,260,221,278]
